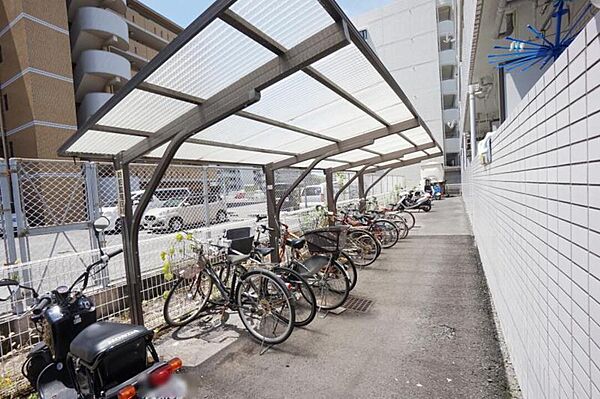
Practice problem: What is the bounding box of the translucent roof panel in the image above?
[293,159,348,169]
[311,44,413,124]
[60,0,440,167]
[145,19,276,99]
[401,151,429,161]
[334,149,376,163]
[404,127,432,145]
[245,71,384,139]
[98,90,196,133]
[67,131,145,155]
[231,0,333,49]
[148,142,288,165]
[365,135,413,153]
[193,115,331,153]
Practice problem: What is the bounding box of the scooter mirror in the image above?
[0,279,18,302]
[93,216,110,233]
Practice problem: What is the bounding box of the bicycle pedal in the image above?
[220,311,230,323]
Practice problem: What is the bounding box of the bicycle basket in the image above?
[303,226,348,253]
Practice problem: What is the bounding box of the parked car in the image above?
[142,192,228,232]
[299,183,326,208]
[100,190,162,234]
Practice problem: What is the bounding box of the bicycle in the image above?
[163,234,296,345]
[277,223,351,311]
[276,219,358,292]
[339,209,400,249]
[224,223,318,327]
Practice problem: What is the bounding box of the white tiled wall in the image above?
[463,15,600,399]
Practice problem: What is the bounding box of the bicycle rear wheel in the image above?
[163,271,213,327]
[392,211,415,230]
[236,269,295,345]
[303,259,350,311]
[272,267,317,327]
[370,220,399,249]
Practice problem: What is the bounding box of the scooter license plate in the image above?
[140,375,188,398]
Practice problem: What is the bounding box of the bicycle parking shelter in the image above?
[59,0,443,325]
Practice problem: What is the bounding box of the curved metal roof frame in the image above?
[59,0,443,172]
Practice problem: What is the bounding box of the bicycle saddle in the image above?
[285,238,305,249]
[256,247,274,256]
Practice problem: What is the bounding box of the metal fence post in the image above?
[0,160,16,264]
[203,167,211,238]
[9,159,30,265]
[85,162,109,286]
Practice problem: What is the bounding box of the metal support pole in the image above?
[275,155,329,218]
[364,168,393,197]
[468,84,478,161]
[0,160,16,264]
[333,165,369,207]
[263,166,279,262]
[324,169,336,212]
[114,160,145,325]
[358,172,366,212]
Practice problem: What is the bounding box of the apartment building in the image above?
[0,0,181,159]
[352,0,461,190]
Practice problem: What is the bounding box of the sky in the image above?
[140,0,394,28]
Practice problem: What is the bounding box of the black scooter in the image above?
[0,217,185,398]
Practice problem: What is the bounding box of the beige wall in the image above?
[0,0,76,159]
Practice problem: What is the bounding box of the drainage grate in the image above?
[344,295,374,313]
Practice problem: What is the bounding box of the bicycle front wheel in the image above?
[236,269,296,345]
[163,271,213,327]
[345,230,379,267]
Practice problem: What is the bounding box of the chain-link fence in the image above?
[0,157,407,396]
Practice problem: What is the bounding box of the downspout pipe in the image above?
[468,84,478,161]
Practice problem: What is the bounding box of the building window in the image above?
[442,94,456,110]
[3,94,8,111]
[445,152,459,167]
[0,46,3,63]
[132,15,135,23]
[160,30,163,38]
[444,124,459,139]
[441,65,454,80]
[134,46,138,54]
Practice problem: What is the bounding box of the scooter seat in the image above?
[285,238,306,249]
[255,247,274,256]
[70,322,152,365]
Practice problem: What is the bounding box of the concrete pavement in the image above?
[159,197,510,398]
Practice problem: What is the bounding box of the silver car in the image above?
[142,193,228,232]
